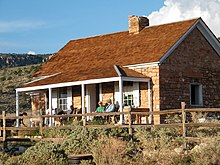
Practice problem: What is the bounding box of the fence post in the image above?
[39,110,43,139]
[181,102,187,150]
[128,106,133,138]
[2,111,6,141]
[83,114,86,126]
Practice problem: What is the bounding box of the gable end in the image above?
[159,18,220,65]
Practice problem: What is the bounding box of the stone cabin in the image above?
[16,16,220,124]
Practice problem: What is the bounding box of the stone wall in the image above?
[160,28,220,110]
[102,82,114,104]
[139,82,148,107]
[132,28,220,124]
[134,66,160,124]
[72,86,82,109]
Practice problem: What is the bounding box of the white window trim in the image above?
[58,87,68,111]
[114,82,140,108]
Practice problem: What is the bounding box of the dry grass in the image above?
[91,136,128,165]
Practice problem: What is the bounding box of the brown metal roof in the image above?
[21,18,198,88]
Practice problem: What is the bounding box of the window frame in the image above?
[123,92,134,107]
[58,87,68,111]
[190,83,203,106]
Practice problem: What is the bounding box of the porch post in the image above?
[16,90,19,127]
[85,86,90,121]
[81,84,85,120]
[48,88,52,127]
[119,77,124,124]
[44,93,47,111]
[148,81,152,124]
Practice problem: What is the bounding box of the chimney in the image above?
[129,15,149,34]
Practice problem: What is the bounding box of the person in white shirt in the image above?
[105,99,115,112]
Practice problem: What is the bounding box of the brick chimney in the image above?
[129,15,149,34]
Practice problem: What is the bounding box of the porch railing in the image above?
[1,102,220,150]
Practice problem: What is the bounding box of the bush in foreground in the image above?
[3,142,67,165]
[1,127,220,165]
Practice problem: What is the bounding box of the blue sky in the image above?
[0,0,219,54]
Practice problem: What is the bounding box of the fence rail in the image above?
[1,102,220,150]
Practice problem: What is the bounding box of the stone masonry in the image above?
[160,28,220,110]
[132,28,220,124]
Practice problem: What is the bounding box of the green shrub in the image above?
[7,76,12,80]
[62,128,105,155]
[30,65,41,72]
[13,70,18,75]
[43,128,73,138]
[17,142,67,165]
[0,76,6,81]
[0,153,11,165]
[6,85,15,89]
[104,128,130,140]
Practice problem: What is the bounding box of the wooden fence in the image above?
[1,102,220,150]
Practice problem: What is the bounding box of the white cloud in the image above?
[0,20,46,33]
[148,0,220,37]
[27,51,36,55]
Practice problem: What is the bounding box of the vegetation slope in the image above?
[0,64,41,113]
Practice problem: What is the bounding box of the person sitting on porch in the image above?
[57,109,66,123]
[95,101,105,113]
[105,99,115,112]
[20,112,29,127]
[66,105,76,121]
[67,105,76,114]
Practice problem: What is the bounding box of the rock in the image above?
[190,143,208,153]
[174,146,183,155]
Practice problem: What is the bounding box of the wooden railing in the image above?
[0,102,220,150]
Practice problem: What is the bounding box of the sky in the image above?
[0,0,219,54]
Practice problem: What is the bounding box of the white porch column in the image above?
[48,88,52,127]
[16,91,20,127]
[67,87,73,109]
[81,84,85,119]
[133,82,140,107]
[86,86,90,121]
[148,81,152,124]
[44,93,47,111]
[119,77,124,124]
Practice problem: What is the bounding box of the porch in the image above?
[15,65,152,126]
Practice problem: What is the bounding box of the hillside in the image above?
[0,53,52,113]
[0,64,41,113]
[0,53,52,69]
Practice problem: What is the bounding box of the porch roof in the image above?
[18,65,148,90]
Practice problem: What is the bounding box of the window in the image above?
[190,84,203,106]
[58,87,67,111]
[123,93,134,106]
[114,81,139,107]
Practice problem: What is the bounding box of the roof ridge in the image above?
[144,17,199,29]
[68,17,200,43]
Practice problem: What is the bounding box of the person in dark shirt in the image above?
[67,105,76,114]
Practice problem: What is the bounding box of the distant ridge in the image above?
[0,53,53,68]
